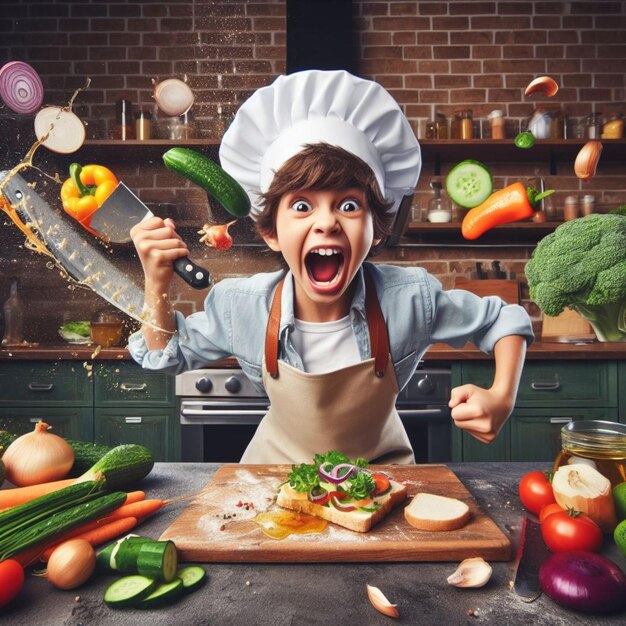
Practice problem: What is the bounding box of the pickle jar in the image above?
[553,420,626,487]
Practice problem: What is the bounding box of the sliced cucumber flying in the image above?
[445,159,493,209]
[163,147,251,217]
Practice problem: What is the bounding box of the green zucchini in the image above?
[177,566,207,593]
[163,147,251,217]
[77,444,154,490]
[139,578,184,608]
[0,430,111,476]
[98,535,178,583]
[104,575,158,608]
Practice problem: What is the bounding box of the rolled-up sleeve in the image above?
[425,274,534,354]
[127,283,234,374]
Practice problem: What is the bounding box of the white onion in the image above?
[34,106,85,154]
[0,61,44,114]
[154,78,194,117]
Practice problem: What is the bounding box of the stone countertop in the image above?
[5,462,626,626]
[2,341,626,362]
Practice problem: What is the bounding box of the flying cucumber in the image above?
[163,147,251,217]
[445,159,493,209]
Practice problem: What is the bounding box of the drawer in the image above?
[94,362,174,407]
[0,407,94,441]
[461,361,618,408]
[0,362,93,407]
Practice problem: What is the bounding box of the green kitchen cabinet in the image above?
[619,361,626,422]
[0,407,94,441]
[452,360,620,462]
[93,362,179,461]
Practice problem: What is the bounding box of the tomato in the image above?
[541,510,603,553]
[519,470,556,514]
[371,473,391,496]
[539,502,564,523]
[0,559,25,608]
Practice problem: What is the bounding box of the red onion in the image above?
[318,462,356,484]
[330,495,356,512]
[539,551,626,613]
[0,61,44,114]
[307,486,329,504]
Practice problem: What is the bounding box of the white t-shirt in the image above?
[292,315,360,374]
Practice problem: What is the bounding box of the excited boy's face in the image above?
[263,187,379,322]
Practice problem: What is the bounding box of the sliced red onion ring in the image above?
[318,462,357,484]
[330,495,357,512]
[0,61,44,114]
[307,486,329,503]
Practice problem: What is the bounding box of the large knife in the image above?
[1,170,146,324]
[513,516,550,602]
[89,182,211,290]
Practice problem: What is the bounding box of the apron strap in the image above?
[264,268,389,379]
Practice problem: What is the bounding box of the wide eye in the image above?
[338,199,361,213]
[290,199,313,213]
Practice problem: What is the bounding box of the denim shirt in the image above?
[128,262,534,393]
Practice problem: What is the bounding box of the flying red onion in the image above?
[0,61,44,114]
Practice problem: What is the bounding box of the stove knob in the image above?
[225,376,242,393]
[195,377,213,393]
[416,375,434,394]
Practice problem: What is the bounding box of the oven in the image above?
[177,365,452,463]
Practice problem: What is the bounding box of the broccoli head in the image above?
[525,213,626,342]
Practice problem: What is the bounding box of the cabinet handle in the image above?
[27,382,53,391]
[550,417,573,424]
[120,383,147,392]
[530,381,560,391]
[124,416,143,424]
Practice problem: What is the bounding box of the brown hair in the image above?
[256,143,394,252]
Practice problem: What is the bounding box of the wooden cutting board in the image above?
[160,464,512,563]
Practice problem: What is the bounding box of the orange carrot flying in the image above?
[461,182,554,240]
[40,517,138,562]
[0,478,76,511]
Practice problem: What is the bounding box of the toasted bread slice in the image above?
[276,480,408,533]
[404,492,470,531]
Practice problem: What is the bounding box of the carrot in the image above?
[99,498,165,524]
[0,478,76,511]
[461,182,554,240]
[123,490,146,505]
[40,516,138,562]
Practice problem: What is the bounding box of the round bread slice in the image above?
[404,492,470,531]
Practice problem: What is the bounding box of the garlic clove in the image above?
[447,557,492,588]
[524,75,559,97]
[366,583,400,618]
[574,140,603,181]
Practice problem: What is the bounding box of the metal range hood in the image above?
[285,0,412,247]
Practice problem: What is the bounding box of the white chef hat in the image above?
[219,69,421,219]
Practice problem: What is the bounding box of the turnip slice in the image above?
[34,106,85,154]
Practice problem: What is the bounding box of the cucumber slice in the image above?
[139,578,185,608]
[445,160,493,209]
[104,575,157,608]
[137,540,178,582]
[177,566,208,593]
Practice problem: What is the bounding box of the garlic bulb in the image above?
[447,557,492,588]
[552,463,617,533]
[2,421,74,486]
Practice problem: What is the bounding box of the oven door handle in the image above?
[397,408,449,421]
[181,409,268,417]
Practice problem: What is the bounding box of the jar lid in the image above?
[488,110,504,118]
[582,194,595,202]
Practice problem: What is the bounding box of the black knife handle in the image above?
[173,257,212,290]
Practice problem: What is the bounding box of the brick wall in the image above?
[0,1,624,341]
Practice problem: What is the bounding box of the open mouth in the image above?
[305,248,345,286]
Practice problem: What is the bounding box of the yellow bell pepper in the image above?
[60,163,118,227]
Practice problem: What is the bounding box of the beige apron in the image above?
[240,271,415,465]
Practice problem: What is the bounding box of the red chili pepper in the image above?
[461,182,554,240]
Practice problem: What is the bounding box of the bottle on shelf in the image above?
[487,110,505,139]
[427,181,452,223]
[111,99,134,140]
[2,277,24,347]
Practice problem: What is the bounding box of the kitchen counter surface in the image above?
[2,340,626,362]
[5,462,626,625]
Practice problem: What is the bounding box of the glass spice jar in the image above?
[454,110,473,140]
[563,195,580,221]
[553,420,626,487]
[488,110,505,139]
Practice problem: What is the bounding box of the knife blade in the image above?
[513,516,550,602]
[89,182,211,290]
[1,170,145,323]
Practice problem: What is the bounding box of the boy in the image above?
[129,70,533,464]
